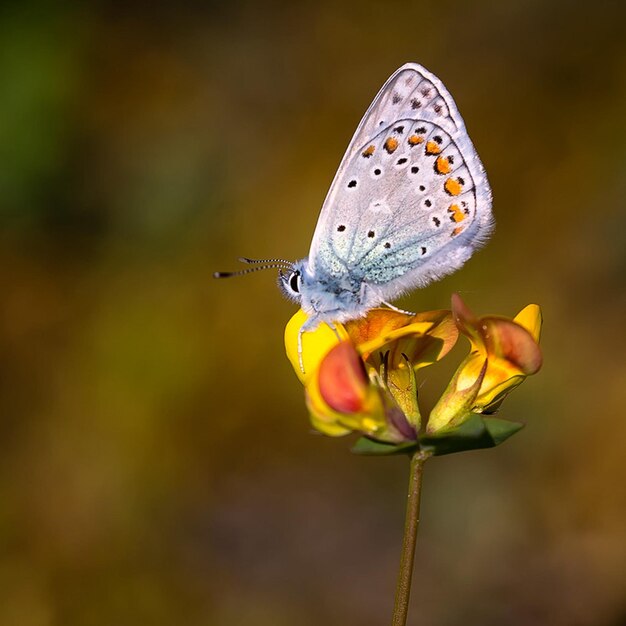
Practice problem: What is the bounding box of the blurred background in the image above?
[1,1,625,624]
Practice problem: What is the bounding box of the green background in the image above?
[1,1,625,624]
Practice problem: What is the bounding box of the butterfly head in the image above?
[278,260,307,304]
[279,258,382,324]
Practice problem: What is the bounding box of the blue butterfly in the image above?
[216,63,493,364]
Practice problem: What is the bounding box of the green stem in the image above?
[391,450,430,626]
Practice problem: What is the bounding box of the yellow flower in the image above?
[285,308,458,443]
[427,294,543,434]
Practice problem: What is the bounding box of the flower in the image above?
[426,294,543,434]
[285,308,458,443]
[286,294,543,452]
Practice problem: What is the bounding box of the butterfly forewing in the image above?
[348,65,462,151]
[308,63,492,298]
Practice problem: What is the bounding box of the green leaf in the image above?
[351,436,418,456]
[419,414,524,456]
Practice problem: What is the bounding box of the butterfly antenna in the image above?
[238,256,292,267]
[213,262,289,279]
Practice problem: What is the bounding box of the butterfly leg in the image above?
[297,313,339,374]
[328,321,342,340]
[297,315,321,375]
[297,326,305,374]
[381,300,415,316]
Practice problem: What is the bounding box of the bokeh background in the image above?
[1,1,625,624]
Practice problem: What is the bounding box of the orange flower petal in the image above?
[347,308,458,370]
[345,309,417,346]
[479,317,543,375]
[318,341,369,413]
[411,309,459,355]
[451,293,480,341]
[452,294,542,376]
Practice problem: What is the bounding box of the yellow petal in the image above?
[455,325,540,411]
[474,374,526,413]
[514,304,542,343]
[305,392,353,437]
[284,310,348,383]
[456,352,488,391]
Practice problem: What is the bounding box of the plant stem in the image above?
[391,450,430,626]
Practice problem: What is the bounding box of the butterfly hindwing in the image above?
[308,63,492,299]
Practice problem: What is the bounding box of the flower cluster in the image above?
[285,295,542,456]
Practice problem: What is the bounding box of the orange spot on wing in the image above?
[362,145,375,158]
[444,178,462,196]
[447,204,466,222]
[451,226,463,236]
[425,141,441,155]
[435,156,451,174]
[384,137,399,153]
[408,134,424,146]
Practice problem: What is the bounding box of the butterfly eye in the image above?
[289,271,301,294]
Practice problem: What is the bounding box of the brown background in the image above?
[1,1,625,624]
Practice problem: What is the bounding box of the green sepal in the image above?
[351,437,419,456]
[420,414,524,456]
[426,359,487,434]
[387,354,421,430]
[483,416,525,445]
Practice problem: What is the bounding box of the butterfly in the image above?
[216,63,493,364]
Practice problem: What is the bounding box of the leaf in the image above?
[420,414,524,456]
[351,437,419,456]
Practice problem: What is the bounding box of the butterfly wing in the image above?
[307,63,493,301]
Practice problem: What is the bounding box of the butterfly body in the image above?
[283,257,381,326]
[279,63,493,341]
